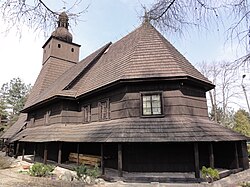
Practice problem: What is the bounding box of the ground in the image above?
[0,152,249,187]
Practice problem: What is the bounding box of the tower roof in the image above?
[51,12,72,43]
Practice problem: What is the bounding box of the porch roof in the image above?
[11,117,248,143]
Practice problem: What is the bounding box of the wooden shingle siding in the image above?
[23,80,210,127]
[164,97,207,109]
[164,106,208,117]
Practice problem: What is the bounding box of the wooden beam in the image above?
[240,141,249,169]
[43,143,48,164]
[194,143,200,178]
[237,141,249,170]
[14,142,20,159]
[22,143,25,160]
[77,143,80,165]
[101,143,105,175]
[118,143,123,177]
[58,142,62,164]
[33,143,36,162]
[208,143,214,168]
[234,142,239,169]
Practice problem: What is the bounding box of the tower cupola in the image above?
[52,12,73,43]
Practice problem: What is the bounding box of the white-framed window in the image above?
[142,93,163,116]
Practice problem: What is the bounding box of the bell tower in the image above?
[25,12,81,104]
[42,12,80,65]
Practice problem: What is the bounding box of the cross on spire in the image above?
[143,8,150,24]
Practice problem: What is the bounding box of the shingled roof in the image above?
[23,22,214,112]
[1,113,27,140]
[11,117,248,142]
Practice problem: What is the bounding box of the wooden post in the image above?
[208,143,214,168]
[58,142,62,164]
[33,143,36,162]
[234,142,239,169]
[14,142,20,158]
[43,143,48,164]
[118,143,123,177]
[101,143,105,175]
[77,143,80,165]
[240,141,249,169]
[194,143,200,178]
[22,143,25,160]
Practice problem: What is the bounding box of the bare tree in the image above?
[0,0,87,37]
[198,60,242,127]
[199,61,220,122]
[147,0,250,65]
[147,0,221,35]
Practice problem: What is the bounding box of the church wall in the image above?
[26,80,209,127]
[77,80,209,123]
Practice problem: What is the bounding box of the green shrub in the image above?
[240,182,250,187]
[86,164,100,179]
[28,162,55,177]
[74,164,100,182]
[0,155,12,169]
[241,181,250,187]
[74,164,88,180]
[202,166,220,182]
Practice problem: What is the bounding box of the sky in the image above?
[0,0,249,111]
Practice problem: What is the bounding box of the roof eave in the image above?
[22,76,214,113]
[42,36,81,49]
[21,95,76,113]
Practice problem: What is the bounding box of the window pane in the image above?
[143,96,151,102]
[143,108,151,115]
[152,94,160,101]
[142,94,162,116]
[152,107,161,114]
[152,100,161,108]
[143,96,151,109]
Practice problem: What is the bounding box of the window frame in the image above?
[82,104,91,123]
[140,91,164,117]
[44,110,51,125]
[98,99,110,121]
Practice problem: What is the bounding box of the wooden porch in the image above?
[16,141,249,182]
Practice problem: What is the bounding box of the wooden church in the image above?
[1,12,249,180]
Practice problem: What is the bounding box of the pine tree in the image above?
[233,109,250,137]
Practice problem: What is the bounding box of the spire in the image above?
[57,12,69,29]
[143,11,150,23]
[52,12,73,43]
[143,7,150,24]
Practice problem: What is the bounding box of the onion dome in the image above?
[52,12,73,43]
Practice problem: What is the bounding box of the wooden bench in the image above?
[68,153,101,166]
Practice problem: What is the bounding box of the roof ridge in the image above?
[124,23,148,78]
[64,42,112,90]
